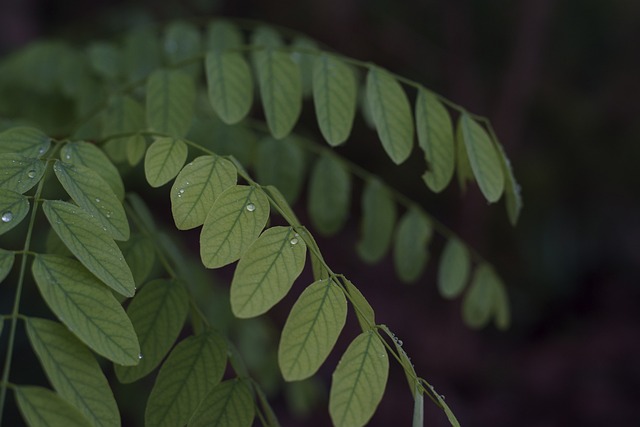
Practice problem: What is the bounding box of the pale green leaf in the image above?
[164,21,201,66]
[146,69,196,137]
[0,248,14,283]
[53,160,129,240]
[123,27,161,83]
[312,54,357,146]
[61,141,125,201]
[188,378,255,427]
[356,179,396,263]
[230,226,307,318]
[0,189,29,236]
[206,20,243,52]
[344,279,375,332]
[255,136,305,204]
[393,208,432,283]
[200,185,270,268]
[257,50,302,139]
[125,133,147,165]
[189,117,257,167]
[15,386,92,427]
[171,155,237,230]
[0,126,51,158]
[250,26,283,70]
[145,329,228,427]
[87,42,121,80]
[115,279,189,383]
[206,51,253,124]
[144,137,188,187]
[279,279,347,381]
[366,67,414,164]
[308,153,351,235]
[42,200,135,297]
[32,254,140,365]
[263,184,301,226]
[462,264,495,329]
[102,95,145,138]
[305,231,329,281]
[455,127,474,193]
[437,238,470,299]
[458,113,504,202]
[415,89,455,192]
[291,37,318,97]
[495,142,522,225]
[329,331,389,427]
[118,235,155,287]
[0,154,46,194]
[26,318,120,427]
[493,275,511,330]
[412,390,424,427]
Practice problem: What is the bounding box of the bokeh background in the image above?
[1,0,639,426]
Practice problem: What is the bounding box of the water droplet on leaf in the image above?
[246,203,256,212]
[65,153,71,160]
[138,353,143,360]
[27,170,36,179]
[95,198,101,203]
[290,237,298,245]
[1,212,13,223]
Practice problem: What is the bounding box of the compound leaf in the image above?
[0,126,51,158]
[393,207,432,283]
[255,136,305,204]
[437,238,470,299]
[15,386,92,427]
[146,69,195,137]
[357,179,396,263]
[206,51,253,124]
[307,153,351,236]
[0,189,29,236]
[102,95,145,138]
[0,154,46,194]
[462,264,495,329]
[188,378,255,427]
[0,248,14,283]
[144,137,188,187]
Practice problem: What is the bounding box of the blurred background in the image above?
[1,0,639,426]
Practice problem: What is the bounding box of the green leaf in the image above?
[206,20,243,52]
[0,189,29,236]
[200,185,270,268]
[146,69,196,137]
[32,254,140,365]
[329,331,389,427]
[393,207,432,283]
[126,134,147,166]
[495,142,522,225]
[127,193,156,231]
[312,54,357,146]
[366,67,414,164]
[230,226,307,318]
[255,136,305,204]
[412,390,424,427]
[102,95,145,138]
[250,26,283,69]
[254,381,282,427]
[307,153,351,236]
[0,154,46,194]
[462,264,495,329]
[145,329,228,427]
[458,113,504,202]
[379,324,418,397]
[87,42,121,80]
[257,50,302,139]
[61,141,125,201]
[15,386,92,427]
[415,89,455,192]
[118,235,155,286]
[53,160,129,241]
[115,279,189,383]
[26,318,120,427]
[291,37,318,97]
[170,155,237,230]
[123,27,161,83]
[0,248,14,283]
[42,200,135,297]
[437,238,470,299]
[206,51,253,124]
[455,126,474,192]
[164,21,201,66]
[344,279,375,332]
[278,279,347,381]
[188,378,255,427]
[263,185,301,226]
[144,137,188,187]
[0,126,51,158]
[356,179,396,263]
[493,275,511,330]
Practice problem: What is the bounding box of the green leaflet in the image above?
[188,378,255,427]
[495,141,523,225]
[344,279,375,332]
[127,193,157,231]
[308,153,351,235]
[415,89,455,193]
[32,254,140,365]
[254,381,282,427]
[455,126,474,193]
[170,155,237,230]
[102,95,145,138]
[291,37,318,97]
[393,207,432,283]
[200,185,270,268]
[115,279,189,383]
[278,279,347,381]
[163,21,201,71]
[329,331,389,427]
[0,126,51,158]
[255,136,305,204]
[123,27,161,83]
[53,160,129,241]
[0,189,29,236]
[263,184,302,226]
[413,389,424,427]
[61,141,125,201]
[126,134,147,166]
[0,154,46,194]
[462,264,495,329]
[42,200,136,297]
[26,318,120,427]
[144,137,188,187]
[250,26,283,70]
[230,226,307,318]
[366,67,414,164]
[380,324,419,397]
[437,238,470,299]
[206,51,253,124]
[14,386,92,427]
[118,235,155,286]
[257,49,303,139]
[87,42,121,80]
[458,113,505,203]
[0,248,13,283]
[145,329,228,427]
[357,179,397,263]
[312,54,357,146]
[206,20,243,52]
[493,275,511,330]
[146,69,196,137]
[305,231,329,281]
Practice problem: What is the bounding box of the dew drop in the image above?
[39,146,47,155]
[1,212,13,223]
[27,170,36,179]
[290,237,299,245]
[102,226,107,231]
[95,198,101,203]
[440,395,446,400]
[380,353,386,358]
[65,153,71,160]
[397,339,403,347]
[246,203,256,212]
[138,353,143,360]
[106,211,112,218]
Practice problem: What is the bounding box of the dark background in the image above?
[1,0,639,426]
